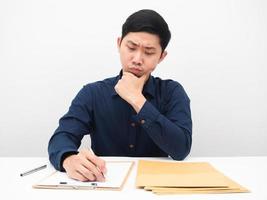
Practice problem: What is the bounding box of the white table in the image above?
[0,156,266,200]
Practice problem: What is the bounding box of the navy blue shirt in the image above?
[48,73,192,171]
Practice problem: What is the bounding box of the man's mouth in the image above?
[128,68,142,77]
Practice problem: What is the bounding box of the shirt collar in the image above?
[111,70,155,99]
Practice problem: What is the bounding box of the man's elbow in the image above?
[171,138,192,160]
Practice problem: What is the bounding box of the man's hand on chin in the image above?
[114,71,149,113]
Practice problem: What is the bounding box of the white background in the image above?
[0,0,266,157]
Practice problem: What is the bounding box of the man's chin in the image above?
[125,70,143,78]
[133,73,142,78]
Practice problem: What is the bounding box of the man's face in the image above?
[117,32,167,78]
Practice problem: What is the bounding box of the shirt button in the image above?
[131,122,136,127]
[140,119,145,124]
[129,144,134,148]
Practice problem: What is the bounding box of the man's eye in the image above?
[127,46,135,51]
[145,52,154,55]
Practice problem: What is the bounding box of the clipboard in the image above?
[33,161,134,191]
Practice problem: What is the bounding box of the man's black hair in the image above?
[121,9,171,52]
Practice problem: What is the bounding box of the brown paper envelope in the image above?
[136,160,249,192]
[145,186,249,193]
[145,186,241,191]
[136,160,228,187]
[153,189,249,195]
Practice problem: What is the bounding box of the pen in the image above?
[97,167,106,180]
[20,164,47,177]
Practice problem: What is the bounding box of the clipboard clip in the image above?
[90,182,98,189]
[59,181,98,190]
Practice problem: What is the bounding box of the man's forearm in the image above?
[137,101,192,160]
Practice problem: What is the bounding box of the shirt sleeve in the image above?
[136,84,192,160]
[48,85,94,171]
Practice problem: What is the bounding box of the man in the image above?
[48,9,192,182]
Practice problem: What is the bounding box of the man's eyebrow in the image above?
[127,40,138,46]
[144,46,156,50]
[127,40,156,50]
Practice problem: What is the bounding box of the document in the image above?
[33,161,134,190]
[135,160,249,194]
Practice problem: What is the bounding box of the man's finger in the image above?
[71,170,90,182]
[81,159,105,182]
[78,165,97,181]
[123,71,140,79]
[83,149,106,173]
[139,73,150,83]
[80,149,106,180]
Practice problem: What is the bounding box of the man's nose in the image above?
[132,51,143,66]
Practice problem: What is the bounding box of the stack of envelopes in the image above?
[135,160,249,195]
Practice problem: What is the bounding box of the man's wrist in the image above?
[130,95,146,113]
[60,151,78,171]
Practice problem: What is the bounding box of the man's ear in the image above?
[158,51,167,64]
[117,37,122,49]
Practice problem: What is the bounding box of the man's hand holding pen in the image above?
[63,149,107,182]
